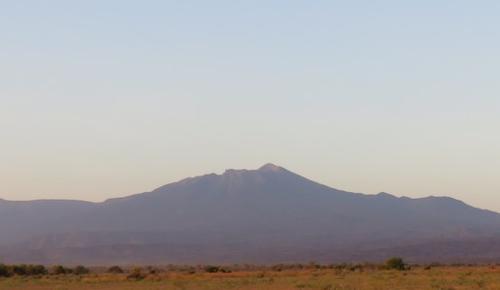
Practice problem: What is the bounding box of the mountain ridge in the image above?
[0,163,499,265]
[1,164,495,213]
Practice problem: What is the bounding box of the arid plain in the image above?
[1,265,500,290]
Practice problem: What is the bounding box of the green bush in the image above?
[385,257,406,271]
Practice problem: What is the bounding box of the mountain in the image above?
[1,163,500,265]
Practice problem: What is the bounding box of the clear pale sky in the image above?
[1,1,499,211]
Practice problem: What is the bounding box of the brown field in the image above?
[1,266,500,290]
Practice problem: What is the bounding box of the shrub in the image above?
[11,265,28,276]
[0,264,47,277]
[127,267,146,280]
[73,265,90,275]
[34,265,47,275]
[107,265,124,274]
[385,257,406,271]
[0,264,10,277]
[146,266,160,274]
[51,265,69,275]
[25,265,47,276]
[204,265,220,273]
[349,264,363,272]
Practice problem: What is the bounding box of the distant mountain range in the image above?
[1,163,500,265]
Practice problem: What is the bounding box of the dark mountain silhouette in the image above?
[1,163,500,265]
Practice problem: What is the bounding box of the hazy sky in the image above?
[1,1,499,211]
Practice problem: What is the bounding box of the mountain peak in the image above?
[377,192,396,198]
[258,163,284,172]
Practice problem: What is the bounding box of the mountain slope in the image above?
[1,164,499,264]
